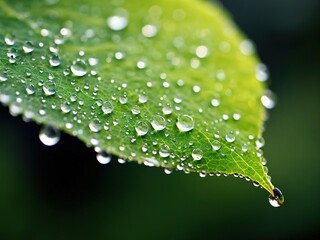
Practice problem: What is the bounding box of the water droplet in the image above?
[142,24,158,38]
[135,121,148,136]
[159,144,170,157]
[164,168,172,174]
[162,104,173,115]
[138,93,148,103]
[22,41,34,53]
[261,90,277,109]
[211,140,221,151]
[233,113,241,120]
[256,63,269,82]
[131,105,140,115]
[211,98,220,107]
[106,14,128,31]
[4,33,15,45]
[241,143,248,152]
[192,85,201,93]
[192,148,203,161]
[71,59,87,77]
[102,101,113,114]
[61,102,71,113]
[176,114,194,132]
[225,131,236,143]
[26,84,35,95]
[89,118,101,132]
[96,151,111,164]
[136,60,147,69]
[255,136,265,149]
[240,39,254,55]
[268,187,284,207]
[49,55,61,67]
[0,72,8,82]
[39,125,60,146]
[43,81,56,96]
[150,115,166,131]
[195,45,209,58]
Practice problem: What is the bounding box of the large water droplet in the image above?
[61,102,71,113]
[176,114,194,132]
[192,148,203,161]
[261,90,277,109]
[71,59,87,77]
[268,187,284,207]
[39,125,60,146]
[150,115,166,131]
[162,104,173,115]
[43,81,56,96]
[96,151,111,164]
[135,121,148,136]
[211,140,221,151]
[102,101,113,114]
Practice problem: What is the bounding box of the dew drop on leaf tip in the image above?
[268,187,284,207]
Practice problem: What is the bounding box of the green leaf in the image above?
[0,0,283,204]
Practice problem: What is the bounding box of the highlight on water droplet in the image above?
[176,114,194,132]
[268,187,284,207]
[39,125,60,146]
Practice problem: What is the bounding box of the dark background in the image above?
[0,0,319,239]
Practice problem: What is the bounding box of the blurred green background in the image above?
[0,0,319,239]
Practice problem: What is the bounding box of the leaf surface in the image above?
[0,0,278,197]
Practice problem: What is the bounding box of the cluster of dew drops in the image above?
[0,3,282,206]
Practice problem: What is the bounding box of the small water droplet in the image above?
[164,168,172,174]
[61,102,71,113]
[268,187,284,207]
[176,114,194,132]
[211,140,221,151]
[71,59,87,77]
[0,72,8,82]
[162,104,173,115]
[22,41,34,53]
[256,63,269,82]
[138,93,148,103]
[135,121,149,136]
[142,24,158,38]
[255,136,265,149]
[150,115,166,131]
[89,118,101,132]
[26,84,35,95]
[102,101,113,114]
[211,98,220,107]
[39,125,60,146]
[159,144,170,157]
[192,148,203,161]
[225,131,236,143]
[107,14,128,31]
[192,85,201,93]
[131,105,140,115]
[49,55,61,67]
[241,143,248,152]
[43,81,56,96]
[96,151,111,164]
[4,33,15,45]
[261,90,277,109]
[195,45,208,58]
[240,39,254,55]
